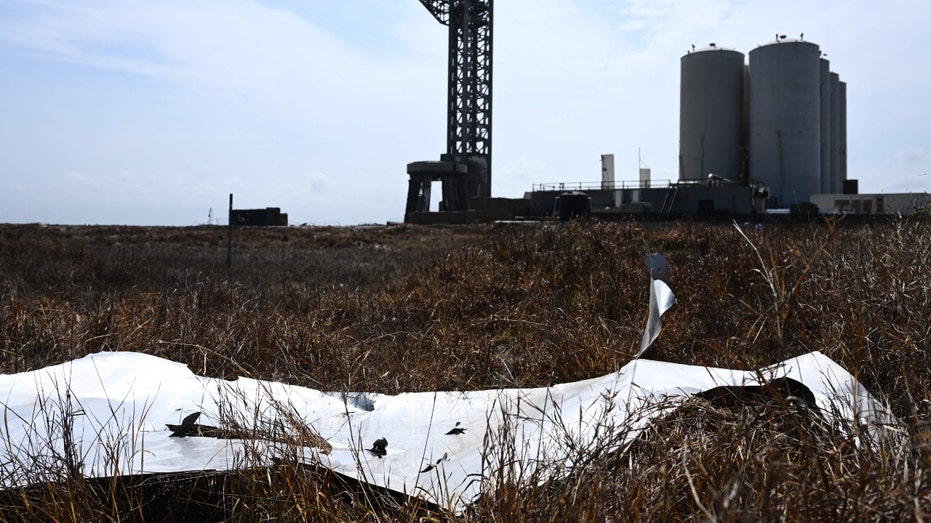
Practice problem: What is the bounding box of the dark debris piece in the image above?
[419,452,449,473]
[166,412,237,439]
[168,412,201,438]
[694,377,821,414]
[445,422,467,435]
[368,437,388,458]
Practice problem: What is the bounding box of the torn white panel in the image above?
[0,349,895,510]
[637,279,675,358]
[637,252,675,358]
[0,254,897,511]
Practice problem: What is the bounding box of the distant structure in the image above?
[810,192,931,216]
[230,207,288,226]
[678,45,746,184]
[680,37,848,208]
[400,29,923,222]
[526,35,858,219]
[405,0,494,222]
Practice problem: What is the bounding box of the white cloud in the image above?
[0,0,442,119]
[1,0,930,224]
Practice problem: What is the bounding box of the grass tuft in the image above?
[1,220,929,521]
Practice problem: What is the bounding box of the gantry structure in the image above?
[406,0,493,218]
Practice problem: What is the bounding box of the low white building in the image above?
[811,192,931,215]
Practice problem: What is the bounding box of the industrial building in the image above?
[529,36,851,219]
[403,19,927,222]
[811,192,931,216]
[230,207,288,226]
[546,37,928,219]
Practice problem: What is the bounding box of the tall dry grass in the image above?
[0,219,929,521]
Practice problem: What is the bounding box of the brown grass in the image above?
[0,219,929,521]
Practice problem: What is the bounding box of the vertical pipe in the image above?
[227,193,233,268]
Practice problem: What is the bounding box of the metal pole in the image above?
[227,193,233,268]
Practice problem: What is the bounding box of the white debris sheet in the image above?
[0,268,897,510]
[0,348,894,510]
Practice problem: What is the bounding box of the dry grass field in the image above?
[0,219,929,521]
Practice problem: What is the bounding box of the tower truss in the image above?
[419,0,493,198]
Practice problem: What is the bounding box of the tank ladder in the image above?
[661,186,679,214]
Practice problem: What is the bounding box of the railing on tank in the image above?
[532,179,674,192]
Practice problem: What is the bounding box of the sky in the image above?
[1,0,929,226]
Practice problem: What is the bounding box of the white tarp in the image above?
[0,349,894,510]
[0,259,896,510]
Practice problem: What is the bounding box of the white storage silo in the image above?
[819,58,832,194]
[679,46,746,182]
[749,40,822,207]
[830,72,841,195]
[839,81,847,189]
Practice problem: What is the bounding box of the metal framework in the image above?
[419,0,493,198]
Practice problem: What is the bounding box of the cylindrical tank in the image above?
[749,40,822,206]
[830,72,841,194]
[838,81,847,188]
[819,58,832,194]
[679,46,745,182]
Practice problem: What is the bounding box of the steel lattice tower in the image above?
[418,0,493,199]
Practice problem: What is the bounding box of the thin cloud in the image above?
[0,1,437,114]
[1,0,929,224]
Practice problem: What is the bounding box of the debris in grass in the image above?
[368,437,388,458]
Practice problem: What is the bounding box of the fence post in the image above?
[227,193,233,268]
